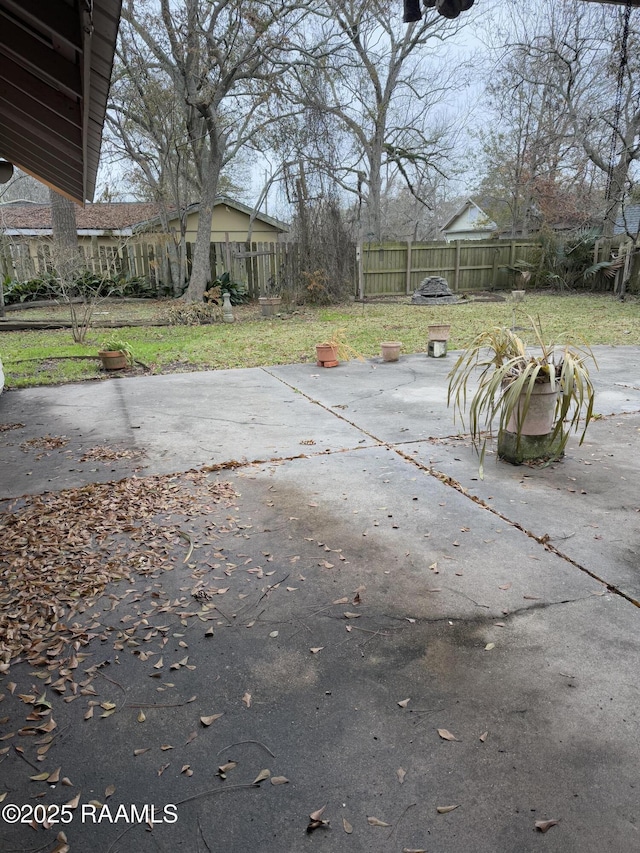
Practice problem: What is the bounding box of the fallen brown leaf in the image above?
[309,806,326,821]
[200,714,223,727]
[218,761,237,778]
[270,776,289,785]
[368,816,391,827]
[437,805,460,814]
[535,819,559,833]
[253,768,271,784]
[437,728,459,741]
[343,817,353,833]
[397,767,406,784]
[397,698,410,708]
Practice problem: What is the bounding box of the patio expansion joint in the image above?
[394,447,640,611]
[262,367,640,612]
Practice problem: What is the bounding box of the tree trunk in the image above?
[49,189,78,255]
[183,143,221,302]
[366,143,383,242]
[601,156,629,238]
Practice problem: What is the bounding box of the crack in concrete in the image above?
[262,366,640,611]
[382,593,605,627]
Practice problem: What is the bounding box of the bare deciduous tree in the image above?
[282,0,466,241]
[117,0,312,302]
[492,0,640,238]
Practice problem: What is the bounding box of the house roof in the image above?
[0,201,161,233]
[0,0,122,204]
[0,197,289,236]
[131,197,289,234]
[440,198,497,234]
[613,203,640,237]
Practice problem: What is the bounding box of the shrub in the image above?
[207,272,249,305]
[3,274,59,304]
[2,271,157,304]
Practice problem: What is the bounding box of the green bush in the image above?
[213,272,249,305]
[3,274,59,304]
[2,271,157,305]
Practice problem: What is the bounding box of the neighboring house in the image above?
[613,204,640,238]
[440,199,498,242]
[138,198,289,244]
[0,197,289,280]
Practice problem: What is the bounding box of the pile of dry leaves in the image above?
[0,472,237,672]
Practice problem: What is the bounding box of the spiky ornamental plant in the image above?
[447,318,596,475]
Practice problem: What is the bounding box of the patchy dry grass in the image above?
[1,293,639,389]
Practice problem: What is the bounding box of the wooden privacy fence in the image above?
[593,237,640,294]
[358,239,542,297]
[0,236,293,298]
[4,233,638,297]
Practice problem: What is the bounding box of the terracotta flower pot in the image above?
[316,343,339,367]
[380,341,402,362]
[428,323,451,342]
[99,350,129,371]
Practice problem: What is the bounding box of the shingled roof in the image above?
[613,204,640,237]
[0,201,162,233]
[0,197,289,235]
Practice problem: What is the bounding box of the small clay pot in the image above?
[315,343,339,367]
[99,350,129,370]
[380,341,402,362]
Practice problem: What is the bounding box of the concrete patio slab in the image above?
[0,369,375,498]
[0,347,639,853]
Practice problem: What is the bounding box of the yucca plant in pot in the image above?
[447,319,597,474]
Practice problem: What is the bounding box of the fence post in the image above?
[224,233,232,272]
[454,241,461,291]
[405,240,412,295]
[356,242,364,300]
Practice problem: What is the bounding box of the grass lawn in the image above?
[1,293,639,389]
